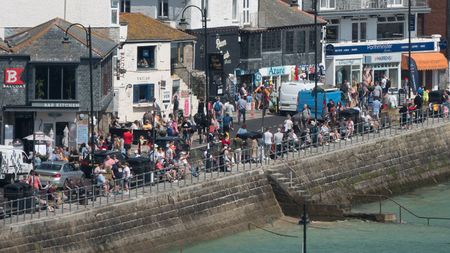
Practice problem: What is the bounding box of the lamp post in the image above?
[63,24,95,170]
[179,2,209,119]
[408,0,412,98]
[314,0,318,121]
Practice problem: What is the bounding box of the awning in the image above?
[402,52,448,71]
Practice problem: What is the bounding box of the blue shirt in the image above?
[372,99,381,114]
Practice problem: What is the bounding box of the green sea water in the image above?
[170,182,450,253]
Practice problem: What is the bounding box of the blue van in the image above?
[296,89,342,119]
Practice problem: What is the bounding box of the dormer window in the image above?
[320,0,336,9]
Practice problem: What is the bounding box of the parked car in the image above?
[35,161,84,188]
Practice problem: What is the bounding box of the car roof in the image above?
[40,161,68,165]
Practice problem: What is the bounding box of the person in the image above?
[224,100,235,117]
[236,124,248,136]
[123,129,133,156]
[130,120,139,130]
[94,164,109,194]
[222,113,233,134]
[113,161,123,193]
[173,94,179,119]
[142,120,152,130]
[254,85,263,110]
[122,162,131,193]
[181,117,193,144]
[27,170,42,194]
[237,96,247,124]
[239,83,248,97]
[263,128,273,159]
[301,104,311,128]
[403,77,410,98]
[284,114,293,132]
[213,97,224,119]
[372,99,382,120]
[414,88,424,122]
[373,82,383,101]
[274,128,284,159]
[345,118,354,140]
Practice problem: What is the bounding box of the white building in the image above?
[302,0,448,90]
[116,13,197,122]
[0,0,119,40]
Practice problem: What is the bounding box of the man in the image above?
[237,96,247,124]
[222,113,233,134]
[263,128,273,159]
[414,88,424,123]
[373,82,383,101]
[301,104,311,128]
[224,100,235,117]
[213,97,223,119]
[173,94,179,119]
[123,129,133,155]
[284,115,293,132]
[273,128,284,159]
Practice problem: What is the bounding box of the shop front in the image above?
[363,53,402,89]
[333,57,363,87]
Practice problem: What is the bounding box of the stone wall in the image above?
[0,170,282,253]
[285,123,450,207]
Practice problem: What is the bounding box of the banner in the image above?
[407,56,419,92]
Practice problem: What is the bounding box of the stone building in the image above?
[0,18,117,147]
[115,13,197,122]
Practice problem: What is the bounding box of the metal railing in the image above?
[351,194,450,225]
[0,107,448,227]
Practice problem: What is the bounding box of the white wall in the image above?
[115,42,173,122]
[0,0,113,35]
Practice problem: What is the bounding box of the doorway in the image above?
[55,122,69,147]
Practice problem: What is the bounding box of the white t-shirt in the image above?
[123,166,131,179]
[264,131,273,145]
[274,132,284,145]
[284,119,293,131]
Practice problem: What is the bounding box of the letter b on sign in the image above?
[4,68,25,85]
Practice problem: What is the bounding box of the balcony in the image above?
[318,0,430,15]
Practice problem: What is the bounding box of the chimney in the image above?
[119,22,128,42]
[290,0,299,7]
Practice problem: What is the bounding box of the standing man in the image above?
[173,94,179,120]
[274,128,284,159]
[123,129,133,156]
[237,96,247,125]
[263,128,273,160]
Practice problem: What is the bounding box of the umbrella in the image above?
[23,131,54,142]
[62,126,69,147]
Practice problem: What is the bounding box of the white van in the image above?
[0,145,33,184]
[278,81,323,113]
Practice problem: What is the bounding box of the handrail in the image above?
[248,222,298,238]
[351,194,450,225]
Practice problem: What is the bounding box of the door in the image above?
[55,122,69,147]
[374,69,387,84]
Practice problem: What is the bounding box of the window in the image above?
[35,66,76,100]
[360,22,366,42]
[120,0,130,13]
[377,22,404,40]
[262,31,281,52]
[232,0,237,20]
[352,23,358,42]
[285,31,294,54]
[387,0,403,6]
[309,30,316,52]
[102,56,113,96]
[158,0,169,18]
[133,84,154,104]
[111,0,119,24]
[241,34,261,58]
[297,31,306,53]
[326,25,338,42]
[137,46,156,69]
[242,0,250,24]
[320,0,335,9]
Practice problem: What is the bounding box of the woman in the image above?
[27,170,43,194]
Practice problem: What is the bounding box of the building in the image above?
[302,0,448,90]
[238,0,327,90]
[0,0,119,41]
[116,13,197,122]
[0,18,117,147]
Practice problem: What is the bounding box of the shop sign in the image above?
[31,102,80,108]
[162,91,171,104]
[259,65,295,76]
[76,124,89,145]
[326,42,435,56]
[364,54,401,64]
[335,59,361,66]
[4,68,25,85]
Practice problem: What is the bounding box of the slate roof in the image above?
[257,0,327,29]
[0,40,8,52]
[120,13,196,42]
[1,18,117,59]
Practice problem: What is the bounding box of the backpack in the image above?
[214,102,222,112]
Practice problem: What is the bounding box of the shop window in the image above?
[158,0,169,18]
[387,0,403,7]
[120,0,130,13]
[35,65,76,100]
[297,31,306,53]
[133,84,154,104]
[137,46,156,69]
[377,22,404,40]
[262,31,281,52]
[241,34,261,59]
[111,0,119,24]
[326,25,338,42]
[352,22,367,42]
[285,31,294,54]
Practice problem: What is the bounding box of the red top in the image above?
[123,131,133,145]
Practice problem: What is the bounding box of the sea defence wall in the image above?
[0,170,282,253]
[274,122,450,214]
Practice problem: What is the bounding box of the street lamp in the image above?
[313,0,318,121]
[63,24,95,170]
[178,3,209,119]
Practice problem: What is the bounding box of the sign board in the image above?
[31,102,80,108]
[76,124,89,144]
[364,54,401,64]
[259,65,295,76]
[4,68,25,85]
[162,91,171,104]
[335,59,362,66]
[326,42,435,56]
[184,99,190,117]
